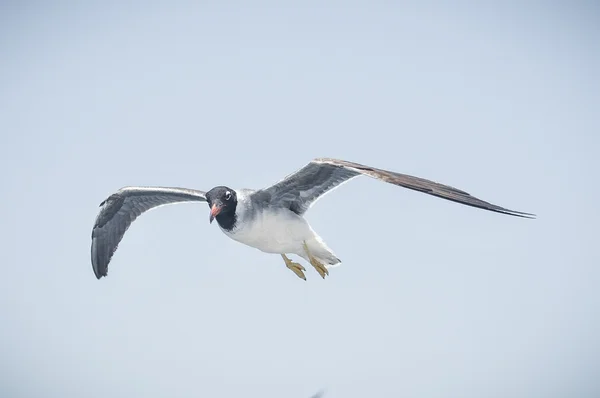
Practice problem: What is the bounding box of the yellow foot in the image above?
[281,254,306,281]
[302,242,329,279]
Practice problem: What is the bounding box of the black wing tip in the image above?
[91,238,109,280]
[494,207,536,219]
[94,270,106,280]
[92,259,108,280]
[484,207,535,219]
[505,211,536,219]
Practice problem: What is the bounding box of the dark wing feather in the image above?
[91,186,207,279]
[255,158,535,218]
[252,161,361,215]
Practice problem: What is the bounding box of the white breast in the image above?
[220,190,315,254]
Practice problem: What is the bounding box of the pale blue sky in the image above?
[1,2,599,398]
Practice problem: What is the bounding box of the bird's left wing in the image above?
[91,186,207,279]
[254,158,535,218]
[252,159,360,215]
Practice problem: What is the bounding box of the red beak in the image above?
[209,203,222,224]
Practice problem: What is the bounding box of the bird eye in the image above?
[225,191,232,200]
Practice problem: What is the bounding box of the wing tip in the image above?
[91,237,109,280]
[94,268,106,280]
[91,259,108,280]
[91,261,108,280]
[496,208,536,219]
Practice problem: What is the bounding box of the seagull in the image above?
[91,158,534,280]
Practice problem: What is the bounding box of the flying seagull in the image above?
[91,158,534,280]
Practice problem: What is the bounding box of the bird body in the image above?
[90,157,534,280]
[219,189,340,267]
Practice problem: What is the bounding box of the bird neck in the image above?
[216,212,237,231]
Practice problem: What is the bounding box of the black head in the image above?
[205,186,238,229]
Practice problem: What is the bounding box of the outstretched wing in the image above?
[91,186,207,279]
[255,157,535,218]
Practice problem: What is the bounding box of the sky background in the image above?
[1,2,599,397]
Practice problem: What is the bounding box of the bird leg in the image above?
[281,254,306,280]
[302,241,329,279]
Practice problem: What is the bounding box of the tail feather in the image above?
[309,246,342,269]
[322,255,342,268]
[300,235,342,268]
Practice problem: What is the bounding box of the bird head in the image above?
[205,186,237,224]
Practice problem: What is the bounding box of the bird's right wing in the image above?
[91,186,207,279]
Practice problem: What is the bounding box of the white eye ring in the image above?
[225,191,232,200]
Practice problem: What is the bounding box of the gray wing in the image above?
[91,186,207,279]
[254,158,535,218]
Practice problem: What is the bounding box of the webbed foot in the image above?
[302,241,329,279]
[281,254,306,280]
